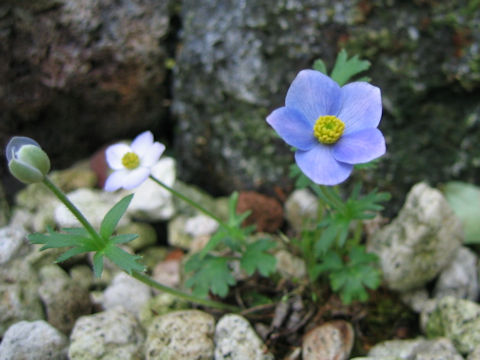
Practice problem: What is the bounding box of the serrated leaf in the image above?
[330,270,348,292]
[103,244,145,275]
[442,181,480,244]
[240,239,277,276]
[348,245,378,266]
[327,251,381,304]
[100,194,134,240]
[185,255,236,298]
[315,250,343,274]
[330,49,371,86]
[361,266,382,289]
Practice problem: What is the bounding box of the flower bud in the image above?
[6,136,51,184]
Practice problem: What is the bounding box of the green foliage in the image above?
[315,246,381,304]
[314,49,371,86]
[184,254,236,298]
[241,238,277,276]
[289,163,389,304]
[184,192,277,298]
[100,194,133,239]
[289,163,312,189]
[442,181,480,244]
[28,194,144,277]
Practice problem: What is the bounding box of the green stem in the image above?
[352,220,363,245]
[131,271,240,312]
[321,186,345,212]
[149,175,227,227]
[311,185,344,212]
[42,177,105,246]
[43,177,238,312]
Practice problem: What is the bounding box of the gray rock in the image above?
[184,214,219,238]
[434,246,479,301]
[152,258,181,289]
[54,188,125,229]
[401,288,435,314]
[171,181,229,219]
[274,249,306,280]
[468,346,480,360]
[302,320,354,360]
[38,264,92,334]
[367,337,463,360]
[0,225,27,264]
[1,0,170,178]
[367,182,463,291]
[167,215,192,249]
[423,296,480,355]
[0,320,68,360]
[69,306,145,360]
[49,162,98,193]
[138,293,189,330]
[69,264,94,290]
[284,189,319,233]
[214,314,274,360]
[12,182,59,232]
[102,272,152,317]
[168,213,219,250]
[117,222,158,252]
[145,310,215,360]
[0,255,44,336]
[173,0,480,207]
[172,0,363,194]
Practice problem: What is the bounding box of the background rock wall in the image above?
[1,0,479,210]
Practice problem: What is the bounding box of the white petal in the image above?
[141,142,166,167]
[104,170,128,191]
[121,168,150,190]
[106,144,131,170]
[131,131,154,157]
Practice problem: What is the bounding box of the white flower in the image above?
[104,131,165,191]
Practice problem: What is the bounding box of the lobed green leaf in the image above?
[240,239,277,276]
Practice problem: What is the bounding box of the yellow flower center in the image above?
[313,115,345,144]
[121,152,140,170]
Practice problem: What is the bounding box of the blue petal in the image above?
[337,82,382,135]
[295,145,353,185]
[332,128,386,164]
[266,107,316,151]
[286,70,341,125]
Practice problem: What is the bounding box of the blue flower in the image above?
[266,70,385,185]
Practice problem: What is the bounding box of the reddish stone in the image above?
[90,146,109,189]
[236,191,283,233]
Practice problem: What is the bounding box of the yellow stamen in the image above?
[121,152,140,170]
[313,115,345,144]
